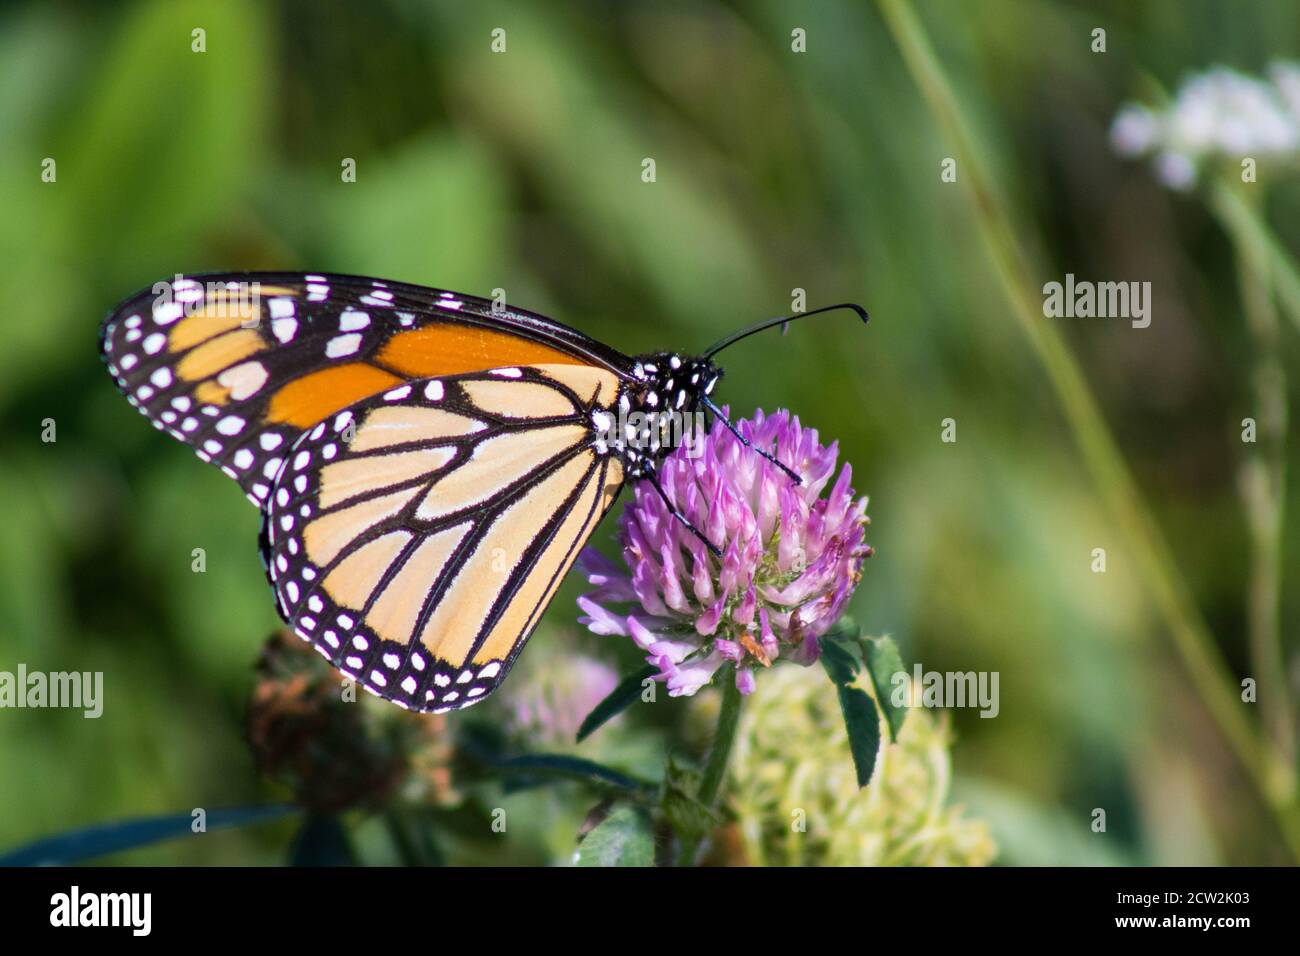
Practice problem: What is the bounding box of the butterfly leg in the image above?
[643,465,723,558]
[701,397,802,485]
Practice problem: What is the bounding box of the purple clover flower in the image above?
[507,655,619,747]
[578,408,871,698]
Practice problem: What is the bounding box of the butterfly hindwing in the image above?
[261,364,625,712]
[100,273,633,506]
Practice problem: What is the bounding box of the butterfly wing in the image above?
[100,273,633,506]
[261,363,625,712]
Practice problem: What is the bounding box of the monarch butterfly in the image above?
[100,273,866,713]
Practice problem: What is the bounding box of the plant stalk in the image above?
[1211,181,1300,336]
[676,665,744,865]
[1213,181,1295,770]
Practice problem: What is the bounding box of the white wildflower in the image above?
[1111,62,1300,189]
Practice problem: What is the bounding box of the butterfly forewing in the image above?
[261,364,625,712]
[100,273,632,506]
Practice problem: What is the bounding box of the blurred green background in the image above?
[1,0,1298,865]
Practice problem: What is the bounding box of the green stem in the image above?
[877,0,1300,860]
[1210,181,1300,336]
[699,667,745,806]
[1214,181,1295,770]
[383,811,423,867]
[676,665,744,865]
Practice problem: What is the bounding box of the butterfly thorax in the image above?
[591,352,721,478]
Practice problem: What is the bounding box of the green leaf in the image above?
[660,754,720,845]
[821,616,859,644]
[493,753,656,794]
[836,681,883,788]
[864,635,908,741]
[574,805,655,867]
[0,804,295,866]
[819,634,883,787]
[818,631,863,685]
[576,664,656,742]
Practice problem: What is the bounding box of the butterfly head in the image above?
[593,353,720,478]
[632,352,721,414]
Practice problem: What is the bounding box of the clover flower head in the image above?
[578,408,871,698]
[506,653,619,748]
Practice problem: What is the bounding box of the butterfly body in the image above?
[606,352,721,477]
[101,273,721,713]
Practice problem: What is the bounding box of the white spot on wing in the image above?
[272,318,298,343]
[153,302,184,325]
[217,361,268,400]
[325,333,362,358]
[339,309,370,331]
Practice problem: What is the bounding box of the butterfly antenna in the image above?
[703,302,869,359]
[702,397,802,486]
[644,469,723,558]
